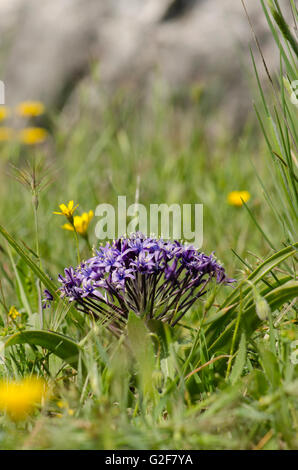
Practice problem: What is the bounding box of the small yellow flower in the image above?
[57,400,68,409]
[56,400,75,416]
[0,127,14,142]
[0,106,10,121]
[16,101,45,117]
[0,377,47,421]
[8,306,20,320]
[18,127,48,145]
[227,191,251,207]
[63,210,94,237]
[54,200,79,223]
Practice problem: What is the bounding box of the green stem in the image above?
[33,193,42,269]
[73,227,81,264]
[33,192,44,328]
[84,234,92,252]
[226,286,243,379]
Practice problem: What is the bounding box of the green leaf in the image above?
[146,318,173,359]
[0,223,86,330]
[209,279,298,355]
[224,244,295,309]
[15,257,38,314]
[258,345,281,388]
[205,244,297,349]
[4,330,83,371]
[0,224,58,300]
[6,244,33,317]
[229,333,246,385]
[127,313,155,397]
[242,279,298,331]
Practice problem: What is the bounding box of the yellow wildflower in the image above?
[8,306,20,320]
[16,101,45,117]
[63,210,94,237]
[57,400,68,409]
[0,106,10,121]
[0,127,14,142]
[18,127,48,145]
[54,200,79,224]
[0,377,47,421]
[227,190,250,207]
[56,400,74,416]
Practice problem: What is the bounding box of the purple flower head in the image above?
[55,233,234,333]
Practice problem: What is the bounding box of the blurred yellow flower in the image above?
[227,191,250,207]
[0,377,47,421]
[57,400,68,409]
[16,101,45,117]
[0,106,10,121]
[0,127,14,142]
[18,127,48,145]
[8,306,20,320]
[63,210,94,237]
[56,400,75,416]
[54,200,79,223]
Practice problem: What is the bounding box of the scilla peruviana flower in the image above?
[49,233,234,337]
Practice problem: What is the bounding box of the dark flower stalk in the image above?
[50,233,234,334]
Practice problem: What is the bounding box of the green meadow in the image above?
[0,0,296,450]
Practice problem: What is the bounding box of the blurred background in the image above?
[0,0,291,274]
[0,0,283,132]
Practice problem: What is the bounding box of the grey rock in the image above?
[0,0,291,128]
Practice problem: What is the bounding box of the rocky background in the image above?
[0,0,290,130]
